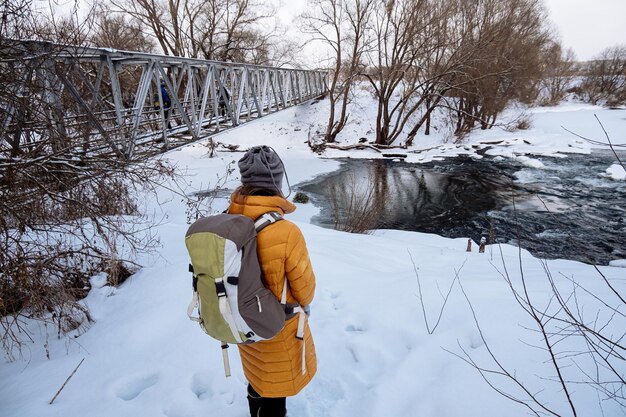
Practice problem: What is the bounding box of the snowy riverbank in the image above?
[1,99,625,417]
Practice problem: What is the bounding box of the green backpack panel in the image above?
[185,213,286,345]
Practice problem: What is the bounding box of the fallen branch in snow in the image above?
[308,141,410,154]
[407,145,444,154]
[372,143,408,150]
[214,142,244,152]
[49,358,85,405]
[325,142,411,153]
[325,143,383,153]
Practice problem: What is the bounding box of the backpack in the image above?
[153,93,160,110]
[185,211,288,376]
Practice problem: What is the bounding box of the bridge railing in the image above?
[0,39,328,159]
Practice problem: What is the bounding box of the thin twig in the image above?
[408,250,462,334]
[594,114,624,169]
[49,357,85,405]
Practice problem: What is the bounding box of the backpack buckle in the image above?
[215,281,227,297]
[254,212,283,233]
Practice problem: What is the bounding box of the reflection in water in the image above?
[300,152,626,265]
[326,167,385,233]
[302,158,516,234]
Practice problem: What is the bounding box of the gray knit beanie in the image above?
[238,146,284,193]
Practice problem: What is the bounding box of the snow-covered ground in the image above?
[1,97,625,417]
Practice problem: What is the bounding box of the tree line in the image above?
[305,0,625,146]
[2,0,298,64]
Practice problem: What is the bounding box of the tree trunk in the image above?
[424,98,432,136]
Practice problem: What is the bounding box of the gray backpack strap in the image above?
[254,212,307,374]
[187,264,201,322]
[254,212,287,303]
[254,211,283,233]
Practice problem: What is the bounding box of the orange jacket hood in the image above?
[228,192,297,219]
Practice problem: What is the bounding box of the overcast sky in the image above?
[544,0,626,60]
[276,0,626,62]
[57,0,626,61]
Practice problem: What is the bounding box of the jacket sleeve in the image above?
[284,223,315,306]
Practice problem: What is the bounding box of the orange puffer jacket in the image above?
[228,192,317,398]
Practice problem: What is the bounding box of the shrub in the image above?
[580,45,626,106]
[328,171,384,234]
[293,192,310,204]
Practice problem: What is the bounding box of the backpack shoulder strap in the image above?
[254,211,283,233]
[253,211,307,374]
[253,211,287,301]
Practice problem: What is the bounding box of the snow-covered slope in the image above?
[1,99,625,417]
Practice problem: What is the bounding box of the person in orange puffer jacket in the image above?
[228,145,317,417]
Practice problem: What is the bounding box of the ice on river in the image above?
[604,163,626,181]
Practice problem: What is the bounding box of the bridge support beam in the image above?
[1,40,328,160]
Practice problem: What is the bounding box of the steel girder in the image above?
[0,39,328,159]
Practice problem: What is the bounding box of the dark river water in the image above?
[299,150,626,265]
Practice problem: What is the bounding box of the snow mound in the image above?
[603,163,626,181]
[609,259,626,268]
[516,155,545,169]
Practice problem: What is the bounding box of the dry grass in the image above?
[328,171,385,234]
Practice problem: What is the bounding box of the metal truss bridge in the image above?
[0,40,328,160]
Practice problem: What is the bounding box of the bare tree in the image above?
[2,0,94,46]
[405,0,480,142]
[355,0,552,145]
[442,0,551,136]
[1,0,34,38]
[104,0,277,62]
[265,37,302,68]
[538,41,577,105]
[90,8,155,52]
[300,0,345,144]
[301,0,374,144]
[361,0,440,146]
[581,45,626,106]
[335,0,374,139]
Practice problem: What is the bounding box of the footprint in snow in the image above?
[347,345,360,364]
[332,301,345,311]
[114,373,159,401]
[301,377,345,417]
[345,324,366,333]
[190,372,213,400]
[466,330,485,349]
[326,291,345,310]
[163,405,194,417]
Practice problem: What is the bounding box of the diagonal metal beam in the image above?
[1,39,328,160]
